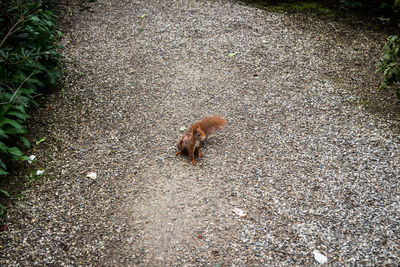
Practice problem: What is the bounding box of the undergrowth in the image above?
[0,0,95,216]
[0,0,62,174]
[377,35,400,99]
[0,0,63,215]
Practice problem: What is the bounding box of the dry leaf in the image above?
[87,172,97,179]
[313,250,328,264]
[232,207,247,218]
[28,155,36,163]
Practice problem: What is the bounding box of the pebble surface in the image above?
[1,0,399,266]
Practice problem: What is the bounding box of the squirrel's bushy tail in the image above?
[199,116,227,136]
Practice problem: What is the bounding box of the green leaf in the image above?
[0,118,25,134]
[21,47,26,57]
[0,203,6,216]
[394,67,400,80]
[379,81,388,90]
[35,137,46,145]
[7,111,28,121]
[0,66,6,80]
[0,189,10,197]
[228,52,238,57]
[0,169,8,175]
[19,136,30,148]
[43,69,61,86]
[15,104,26,114]
[19,87,36,98]
[0,49,6,59]
[0,103,12,117]
[384,67,390,76]
[0,141,8,153]
[28,78,44,87]
[33,31,51,49]
[20,155,30,161]
[8,147,23,157]
[139,13,147,18]
[0,129,8,139]
[10,71,27,84]
[378,17,390,22]
[29,15,40,22]
[0,158,6,170]
[30,98,38,107]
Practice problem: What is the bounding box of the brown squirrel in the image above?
[176,116,227,165]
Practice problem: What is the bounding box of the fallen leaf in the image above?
[313,250,328,264]
[36,170,44,176]
[87,172,97,179]
[179,126,186,132]
[28,155,36,164]
[139,13,147,18]
[35,137,46,146]
[228,52,238,57]
[232,207,247,218]
[211,250,219,256]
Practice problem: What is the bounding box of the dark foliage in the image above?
[0,0,62,176]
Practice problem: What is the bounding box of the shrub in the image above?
[0,0,62,175]
[341,0,399,11]
[376,36,400,99]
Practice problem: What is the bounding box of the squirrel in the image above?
[176,116,227,165]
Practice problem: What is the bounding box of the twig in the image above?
[0,84,28,107]
[0,81,28,107]
[0,72,34,106]
[0,17,24,49]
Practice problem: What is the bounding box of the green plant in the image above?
[0,0,63,174]
[0,188,10,216]
[340,0,400,12]
[376,35,400,98]
[292,2,333,15]
[341,0,362,9]
[0,0,97,218]
[25,170,44,184]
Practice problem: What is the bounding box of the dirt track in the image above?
[1,0,399,265]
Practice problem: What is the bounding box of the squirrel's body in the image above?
[176,116,226,165]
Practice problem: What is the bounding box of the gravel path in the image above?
[1,0,400,265]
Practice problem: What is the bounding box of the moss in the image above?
[292,2,334,16]
[242,1,335,17]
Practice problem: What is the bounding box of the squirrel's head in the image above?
[193,127,206,141]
